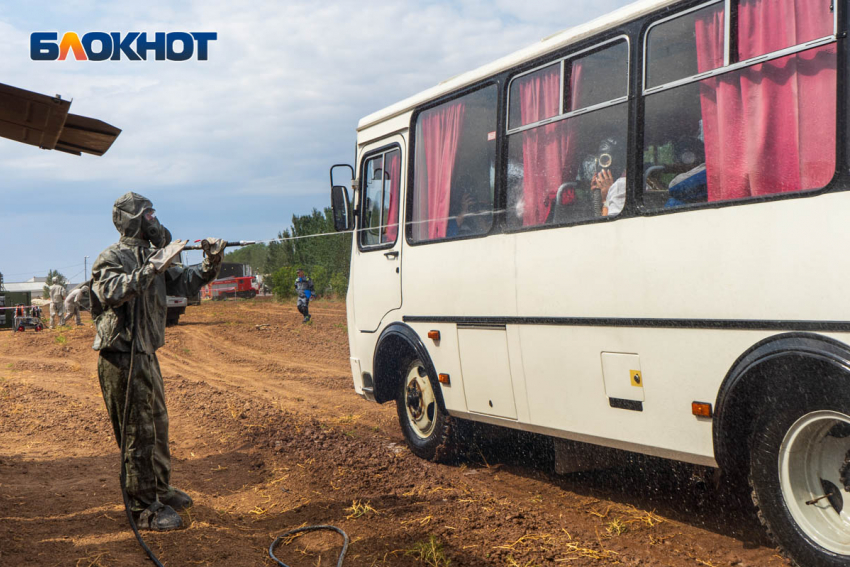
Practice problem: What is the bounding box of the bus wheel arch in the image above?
[374,323,460,462]
[372,323,436,405]
[714,333,850,565]
[714,333,850,476]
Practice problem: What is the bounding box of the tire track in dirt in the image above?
[154,314,382,432]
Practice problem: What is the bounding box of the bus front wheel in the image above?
[750,389,850,567]
[396,358,458,463]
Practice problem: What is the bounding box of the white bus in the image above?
[329,1,849,564]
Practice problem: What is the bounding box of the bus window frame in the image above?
[357,142,403,253]
[404,80,503,248]
[505,35,631,136]
[501,33,633,234]
[636,0,846,216]
[642,0,839,96]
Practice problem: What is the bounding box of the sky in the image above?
[0,0,633,283]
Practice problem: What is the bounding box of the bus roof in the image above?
[358,0,679,131]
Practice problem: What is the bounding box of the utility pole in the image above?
[84,256,89,281]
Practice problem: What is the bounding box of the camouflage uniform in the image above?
[92,192,221,515]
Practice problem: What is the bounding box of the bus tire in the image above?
[749,388,850,567]
[396,357,458,463]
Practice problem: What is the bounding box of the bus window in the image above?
[360,147,402,247]
[506,39,629,228]
[736,0,834,61]
[508,63,559,130]
[642,0,836,210]
[568,40,628,111]
[410,85,497,243]
[646,2,725,90]
[360,155,383,247]
[381,149,401,243]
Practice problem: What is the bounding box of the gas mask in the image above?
[141,209,172,249]
[581,137,623,180]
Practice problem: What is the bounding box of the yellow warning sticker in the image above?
[630,370,643,388]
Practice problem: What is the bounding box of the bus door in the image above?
[350,138,405,332]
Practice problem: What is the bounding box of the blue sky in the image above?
[0,0,633,282]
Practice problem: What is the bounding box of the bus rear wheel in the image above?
[750,390,850,567]
[396,358,458,463]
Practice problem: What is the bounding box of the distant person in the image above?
[62,284,89,326]
[48,281,66,329]
[295,269,314,323]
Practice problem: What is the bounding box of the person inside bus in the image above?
[664,163,707,207]
[588,137,627,217]
[447,190,491,237]
[446,182,492,237]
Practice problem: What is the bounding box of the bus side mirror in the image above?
[331,185,353,232]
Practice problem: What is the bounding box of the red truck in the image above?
[203,276,258,301]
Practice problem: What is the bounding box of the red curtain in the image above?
[414,102,465,239]
[519,64,580,226]
[383,152,400,243]
[696,0,836,202]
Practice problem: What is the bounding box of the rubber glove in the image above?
[148,239,188,274]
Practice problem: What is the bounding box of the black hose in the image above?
[269,525,349,567]
[119,297,166,567]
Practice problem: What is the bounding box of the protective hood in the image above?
[113,192,153,239]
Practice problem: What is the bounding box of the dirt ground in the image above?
[0,298,792,567]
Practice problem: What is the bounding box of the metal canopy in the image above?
[0,82,121,156]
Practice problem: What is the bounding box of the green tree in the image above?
[269,266,299,299]
[263,207,351,300]
[42,270,68,299]
[328,272,348,298]
[264,228,295,275]
[223,243,268,273]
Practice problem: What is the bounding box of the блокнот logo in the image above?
[31,32,217,61]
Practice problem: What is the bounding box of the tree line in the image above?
[223,207,351,300]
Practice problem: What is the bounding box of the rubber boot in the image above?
[161,487,193,511]
[135,502,183,531]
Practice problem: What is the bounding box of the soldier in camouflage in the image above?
[91,192,226,531]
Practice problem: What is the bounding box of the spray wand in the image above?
[182,240,256,251]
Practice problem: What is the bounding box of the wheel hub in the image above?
[402,364,437,440]
[406,382,423,420]
[779,410,850,555]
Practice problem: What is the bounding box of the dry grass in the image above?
[553,541,619,562]
[506,556,539,567]
[75,552,109,567]
[593,504,665,539]
[495,533,552,551]
[344,499,378,519]
[404,535,450,567]
[401,515,433,526]
[605,518,629,537]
